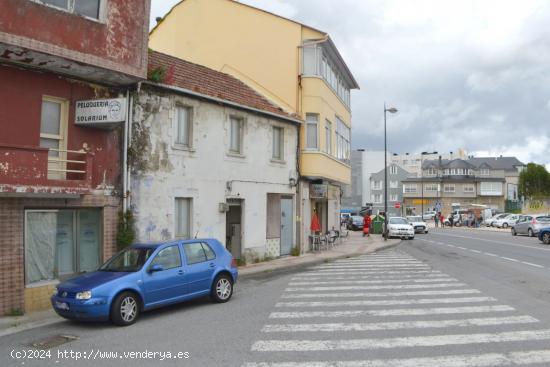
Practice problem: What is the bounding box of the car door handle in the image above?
[209,263,215,268]
[178,270,185,275]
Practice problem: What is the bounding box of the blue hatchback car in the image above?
[51,239,238,326]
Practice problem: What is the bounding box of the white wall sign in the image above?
[75,98,127,125]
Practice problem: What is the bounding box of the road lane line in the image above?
[288,278,457,286]
[431,232,550,252]
[268,305,516,318]
[251,329,550,352]
[470,249,482,253]
[484,252,498,256]
[501,257,520,262]
[521,261,545,268]
[311,264,430,269]
[281,289,482,299]
[301,270,442,276]
[242,350,550,367]
[285,283,466,292]
[261,315,539,332]
[456,246,467,250]
[275,297,496,308]
[291,273,447,281]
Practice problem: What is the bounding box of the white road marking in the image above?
[470,249,482,253]
[275,297,496,308]
[281,289,482,299]
[291,273,446,281]
[304,269,435,274]
[501,256,520,262]
[484,252,498,257]
[288,278,457,286]
[334,259,420,263]
[261,315,539,332]
[311,264,430,269]
[432,231,550,252]
[456,246,467,250]
[242,350,550,367]
[285,283,466,292]
[268,305,515,318]
[251,329,550,351]
[521,261,545,268]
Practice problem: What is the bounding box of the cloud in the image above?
[149,0,550,167]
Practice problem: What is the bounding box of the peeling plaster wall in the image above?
[130,87,299,256]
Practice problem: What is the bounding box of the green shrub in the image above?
[290,247,300,256]
[7,308,24,316]
[116,210,136,250]
[236,258,247,266]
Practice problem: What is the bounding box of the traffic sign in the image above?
[394,202,401,209]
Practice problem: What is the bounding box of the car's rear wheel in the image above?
[111,291,140,326]
[528,228,534,237]
[502,223,508,228]
[211,273,233,303]
[543,233,550,245]
[511,228,517,236]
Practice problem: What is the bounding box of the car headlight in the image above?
[76,291,92,300]
[53,287,58,296]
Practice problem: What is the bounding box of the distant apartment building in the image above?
[341,150,364,212]
[369,164,410,217]
[149,0,359,248]
[391,149,467,177]
[402,157,525,215]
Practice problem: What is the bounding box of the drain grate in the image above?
[32,334,79,349]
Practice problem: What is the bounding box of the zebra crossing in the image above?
[243,250,550,367]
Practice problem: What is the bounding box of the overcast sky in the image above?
[150,0,550,167]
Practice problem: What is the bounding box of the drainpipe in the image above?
[122,89,129,211]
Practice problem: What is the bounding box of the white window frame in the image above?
[390,166,398,175]
[480,168,490,176]
[305,113,319,150]
[40,96,69,180]
[325,119,332,155]
[443,184,456,193]
[372,180,382,190]
[390,194,398,202]
[390,180,398,188]
[175,198,192,239]
[174,106,193,149]
[373,193,382,204]
[404,184,417,193]
[426,168,437,176]
[228,116,244,155]
[32,0,106,22]
[463,184,475,193]
[425,184,439,192]
[272,126,284,161]
[480,182,502,196]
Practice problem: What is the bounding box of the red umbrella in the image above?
[310,211,321,233]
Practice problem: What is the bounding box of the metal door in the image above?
[280,198,293,256]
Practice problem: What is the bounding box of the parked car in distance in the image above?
[340,212,351,225]
[387,217,415,240]
[422,211,437,221]
[347,215,365,231]
[444,214,462,227]
[512,214,550,237]
[51,239,238,326]
[407,216,428,234]
[493,214,520,228]
[484,213,510,227]
[538,227,550,245]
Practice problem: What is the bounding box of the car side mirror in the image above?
[149,264,164,273]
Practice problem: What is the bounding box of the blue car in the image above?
[538,227,550,245]
[51,239,238,326]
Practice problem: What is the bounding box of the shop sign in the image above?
[75,98,127,125]
[310,184,328,199]
[412,199,429,205]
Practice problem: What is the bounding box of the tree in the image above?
[116,210,136,250]
[518,163,550,199]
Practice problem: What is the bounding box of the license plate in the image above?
[55,301,69,310]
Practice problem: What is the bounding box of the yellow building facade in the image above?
[150,0,359,250]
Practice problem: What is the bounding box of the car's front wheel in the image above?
[211,273,233,303]
[543,233,550,245]
[502,223,508,228]
[111,291,140,326]
[511,228,517,236]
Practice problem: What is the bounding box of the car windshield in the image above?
[351,216,363,221]
[407,216,422,222]
[390,218,408,225]
[99,247,155,272]
[537,216,550,222]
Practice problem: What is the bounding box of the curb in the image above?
[0,317,63,338]
[239,239,401,280]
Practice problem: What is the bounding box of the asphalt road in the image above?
[3,228,550,366]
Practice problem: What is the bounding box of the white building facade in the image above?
[129,52,301,262]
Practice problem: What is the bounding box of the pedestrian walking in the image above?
[363,214,371,237]
[439,213,445,228]
[449,214,454,228]
[434,213,439,228]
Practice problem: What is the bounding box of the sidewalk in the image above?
[0,232,400,337]
[239,231,401,278]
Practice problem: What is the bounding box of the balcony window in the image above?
[444,184,456,193]
[325,120,332,155]
[480,182,502,196]
[336,116,350,164]
[425,184,439,192]
[40,97,68,179]
[305,114,318,149]
[463,184,475,193]
[302,45,351,108]
[404,184,417,193]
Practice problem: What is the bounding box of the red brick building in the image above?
[0,0,150,314]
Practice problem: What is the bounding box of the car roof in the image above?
[130,238,217,249]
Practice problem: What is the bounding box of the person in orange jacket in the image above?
[363,214,372,237]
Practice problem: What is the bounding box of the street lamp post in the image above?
[384,103,398,241]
